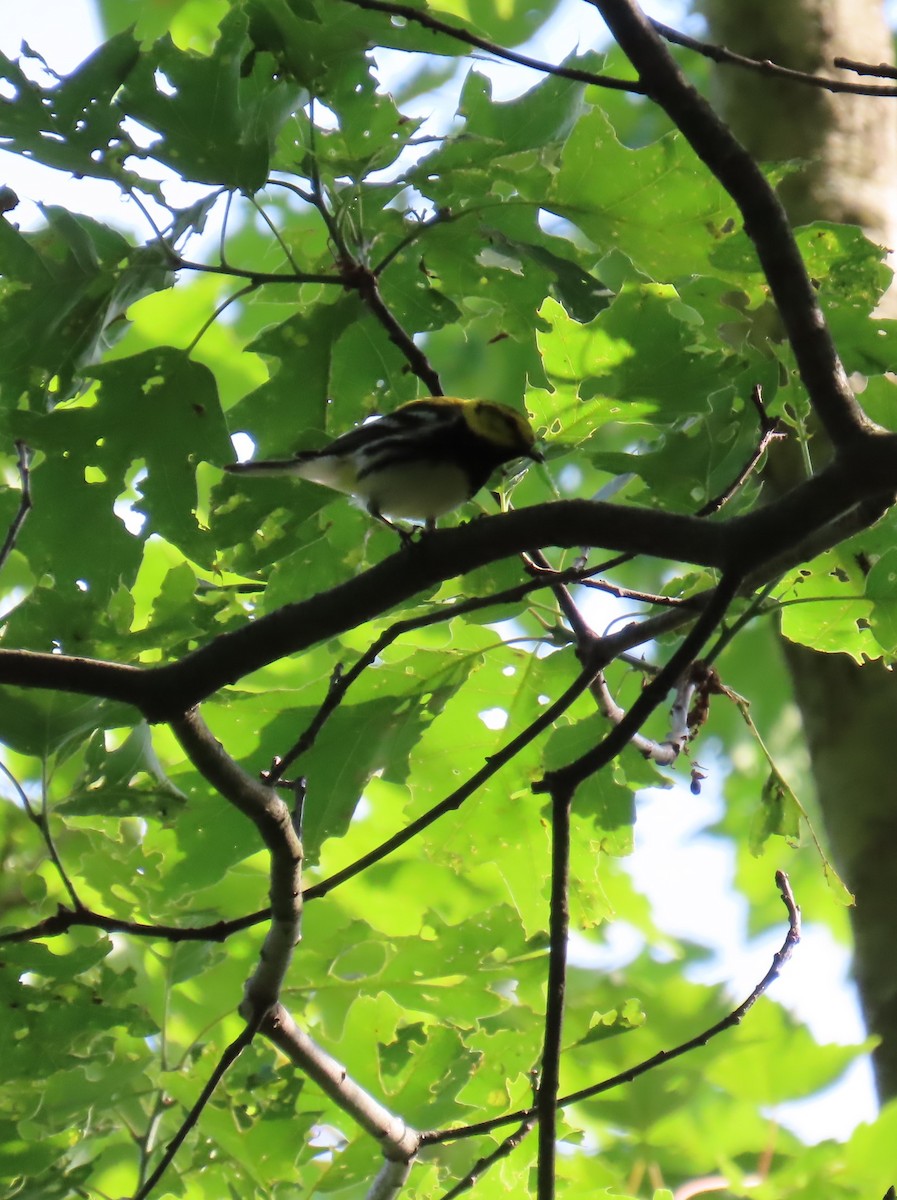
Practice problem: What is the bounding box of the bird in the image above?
[224,397,543,533]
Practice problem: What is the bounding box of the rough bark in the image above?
[700,0,897,238]
[699,0,897,1099]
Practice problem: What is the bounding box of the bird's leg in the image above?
[369,505,419,547]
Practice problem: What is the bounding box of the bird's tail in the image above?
[223,454,316,478]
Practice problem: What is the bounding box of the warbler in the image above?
[224,397,543,532]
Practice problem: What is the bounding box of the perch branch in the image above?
[4,441,897,722]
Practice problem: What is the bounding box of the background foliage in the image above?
[0,1,895,1197]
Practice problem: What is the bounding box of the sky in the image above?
[0,0,883,1145]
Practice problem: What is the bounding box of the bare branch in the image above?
[0,441,32,573]
[262,1002,420,1160]
[339,0,645,94]
[536,784,572,1200]
[171,710,302,1018]
[834,57,897,81]
[535,571,743,793]
[422,871,800,1145]
[133,1022,258,1200]
[655,19,897,97]
[588,0,874,450]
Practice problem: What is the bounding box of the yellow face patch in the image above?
[462,399,538,454]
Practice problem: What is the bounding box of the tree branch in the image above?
[133,1022,259,1200]
[6,431,895,720]
[339,0,645,94]
[0,441,32,573]
[588,0,875,450]
[654,19,897,97]
[171,710,302,1017]
[536,783,572,1200]
[535,571,741,793]
[344,261,443,394]
[262,1002,420,1160]
[421,871,800,1145]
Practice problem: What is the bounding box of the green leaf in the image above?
[779,550,878,662]
[119,9,301,191]
[548,106,740,280]
[0,32,140,181]
[0,207,168,407]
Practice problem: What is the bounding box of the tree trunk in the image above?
[700,0,897,1099]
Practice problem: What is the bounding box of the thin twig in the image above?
[135,1090,167,1192]
[171,254,341,286]
[185,282,259,356]
[568,382,788,590]
[438,1104,537,1199]
[576,578,691,606]
[702,578,780,665]
[133,1021,260,1200]
[250,195,303,274]
[421,871,800,1145]
[590,0,871,450]
[558,871,801,1108]
[0,441,33,573]
[0,759,84,912]
[834,56,897,80]
[339,0,645,94]
[695,386,784,518]
[535,572,743,793]
[0,903,268,945]
[373,207,462,276]
[301,652,606,903]
[654,20,897,97]
[306,99,352,258]
[349,262,443,394]
[38,761,83,910]
[218,190,234,267]
[266,559,621,784]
